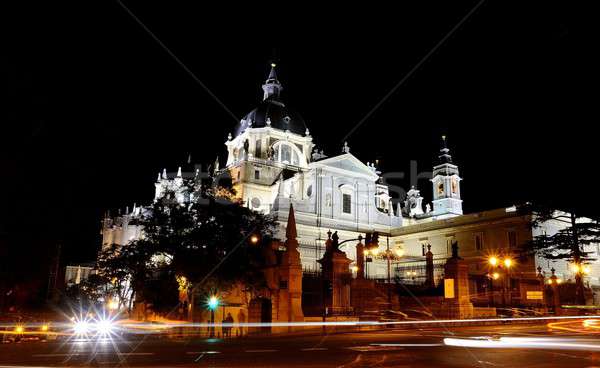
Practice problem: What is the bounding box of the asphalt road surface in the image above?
[2,322,600,367]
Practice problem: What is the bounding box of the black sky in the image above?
[1,2,595,294]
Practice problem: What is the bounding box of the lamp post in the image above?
[546,268,562,315]
[378,240,404,304]
[486,272,500,307]
[503,257,513,307]
[207,295,219,338]
[487,255,513,309]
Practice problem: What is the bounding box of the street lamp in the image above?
[487,255,514,308]
[107,298,119,311]
[249,234,260,245]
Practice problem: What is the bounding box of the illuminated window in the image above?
[273,142,301,166]
[281,144,291,163]
[437,182,444,195]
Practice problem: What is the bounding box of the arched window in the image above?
[272,142,302,166]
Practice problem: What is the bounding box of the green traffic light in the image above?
[207,296,219,310]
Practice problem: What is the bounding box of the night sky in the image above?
[1,2,593,301]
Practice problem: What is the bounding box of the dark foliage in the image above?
[519,202,600,304]
[97,176,275,314]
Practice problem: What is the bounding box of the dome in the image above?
[233,63,309,137]
[235,99,308,137]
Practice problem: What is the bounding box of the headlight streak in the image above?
[118,314,600,332]
[3,315,600,337]
[444,336,600,351]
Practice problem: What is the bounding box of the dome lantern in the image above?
[262,63,283,101]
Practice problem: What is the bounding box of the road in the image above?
[1,322,600,367]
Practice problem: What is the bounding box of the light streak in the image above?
[2,315,600,336]
[118,314,600,330]
[371,343,443,347]
[444,336,600,351]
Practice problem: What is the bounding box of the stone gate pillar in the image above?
[276,204,304,323]
[443,241,473,318]
[319,231,352,314]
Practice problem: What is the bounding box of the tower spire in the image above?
[286,203,297,242]
[439,135,453,164]
[262,62,283,101]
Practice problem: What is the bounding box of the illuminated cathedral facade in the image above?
[101,63,464,279]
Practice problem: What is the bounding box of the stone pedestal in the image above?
[443,243,473,319]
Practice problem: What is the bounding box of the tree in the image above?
[65,273,110,309]
[97,240,155,313]
[521,203,600,304]
[98,175,275,317]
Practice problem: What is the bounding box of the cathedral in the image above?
[99,63,600,322]
[102,63,464,280]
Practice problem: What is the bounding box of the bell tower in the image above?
[431,136,463,218]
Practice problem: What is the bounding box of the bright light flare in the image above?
[208,296,219,310]
[95,319,114,335]
[73,320,90,335]
[488,256,498,266]
[503,258,513,268]
[14,325,24,334]
[107,299,119,311]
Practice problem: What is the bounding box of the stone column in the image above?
[443,241,473,318]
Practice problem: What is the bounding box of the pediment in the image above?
[310,153,379,180]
